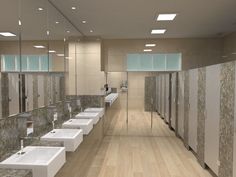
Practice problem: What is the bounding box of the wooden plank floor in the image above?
[57,110,213,177]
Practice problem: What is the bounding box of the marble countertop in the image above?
[0,169,32,177]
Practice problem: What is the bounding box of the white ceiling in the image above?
[51,0,236,39]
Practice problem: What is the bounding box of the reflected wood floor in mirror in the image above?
[56,110,212,177]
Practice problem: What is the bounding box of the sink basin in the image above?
[84,108,105,117]
[0,146,65,177]
[75,112,100,124]
[62,119,93,135]
[41,129,83,152]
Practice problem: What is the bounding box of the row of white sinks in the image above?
[0,107,105,177]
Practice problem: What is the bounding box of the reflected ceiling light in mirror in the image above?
[143,49,152,52]
[47,30,50,36]
[34,45,45,49]
[90,30,93,33]
[157,14,177,21]
[18,20,22,26]
[57,54,64,57]
[49,50,56,53]
[151,29,166,34]
[65,57,72,59]
[55,21,59,24]
[0,32,16,37]
[145,44,156,47]
[66,30,70,33]
[71,7,77,10]
[232,52,236,55]
[38,7,44,11]
[82,20,87,24]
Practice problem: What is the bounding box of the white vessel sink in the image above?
[62,119,93,135]
[84,108,105,117]
[0,146,65,177]
[75,112,100,124]
[105,93,118,106]
[41,129,83,152]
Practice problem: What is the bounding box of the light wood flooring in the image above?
[57,110,212,177]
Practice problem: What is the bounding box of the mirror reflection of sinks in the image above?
[75,112,100,124]
[0,146,65,177]
[62,119,93,135]
[41,129,83,152]
[84,108,104,117]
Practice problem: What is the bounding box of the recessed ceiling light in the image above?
[90,30,93,33]
[222,55,228,58]
[232,52,236,55]
[55,21,59,24]
[145,44,156,47]
[57,54,64,57]
[0,32,16,37]
[49,50,56,53]
[38,7,44,11]
[18,20,22,26]
[157,14,177,21]
[82,20,87,24]
[71,7,76,10]
[34,45,45,49]
[143,49,152,52]
[151,29,166,34]
[66,30,70,33]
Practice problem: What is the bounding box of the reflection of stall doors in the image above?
[8,74,19,115]
[188,69,198,152]
[171,73,176,130]
[38,75,44,107]
[178,72,184,138]
[158,77,161,113]
[55,77,60,102]
[25,75,33,111]
[205,64,220,175]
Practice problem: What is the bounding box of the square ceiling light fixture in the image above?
[0,32,16,37]
[34,45,45,49]
[157,14,177,21]
[151,29,166,34]
[143,49,152,52]
[145,44,156,47]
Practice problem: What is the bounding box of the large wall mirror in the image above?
[0,0,82,121]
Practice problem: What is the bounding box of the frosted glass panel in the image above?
[21,55,28,71]
[127,54,140,71]
[153,54,166,71]
[166,54,181,71]
[2,55,20,71]
[140,54,153,71]
[40,55,49,71]
[126,53,181,71]
[28,55,39,71]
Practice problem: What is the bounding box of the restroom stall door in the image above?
[161,75,165,118]
[25,74,33,111]
[178,72,185,138]
[8,73,20,115]
[205,64,220,175]
[38,75,44,108]
[158,76,161,114]
[155,77,159,112]
[171,73,176,130]
[165,74,170,123]
[188,69,198,152]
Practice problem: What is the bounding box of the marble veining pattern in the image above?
[197,67,206,167]
[0,169,32,177]
[1,73,9,118]
[184,71,190,148]
[145,76,156,112]
[218,62,235,177]
[33,74,38,109]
